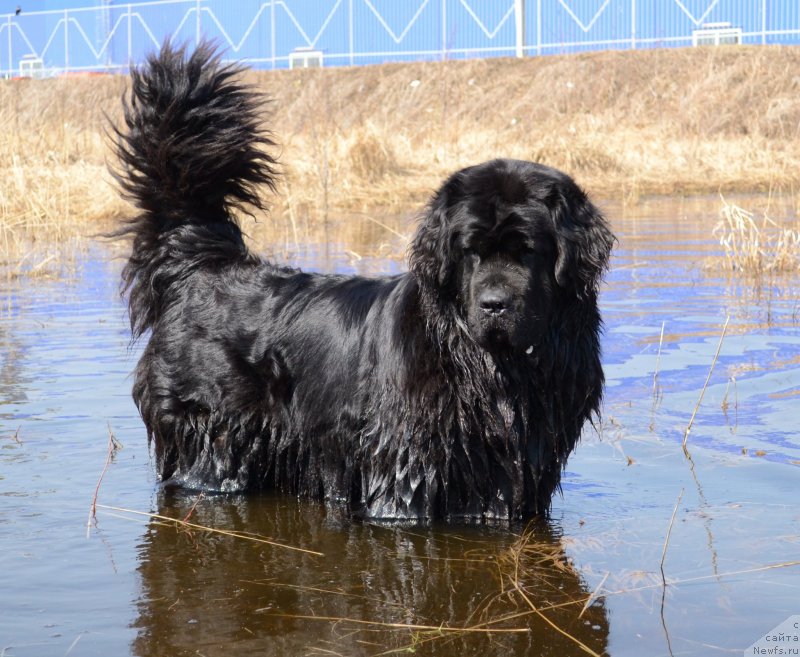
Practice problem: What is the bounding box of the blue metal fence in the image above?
[0,0,797,76]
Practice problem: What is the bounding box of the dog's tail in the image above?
[113,41,277,339]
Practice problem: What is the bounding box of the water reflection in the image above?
[132,491,609,656]
[604,195,800,331]
[0,327,29,418]
[2,196,799,657]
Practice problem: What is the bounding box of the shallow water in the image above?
[1,196,798,657]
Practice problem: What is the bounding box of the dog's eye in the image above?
[463,247,476,257]
[530,239,555,256]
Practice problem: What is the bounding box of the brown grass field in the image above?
[1,45,800,265]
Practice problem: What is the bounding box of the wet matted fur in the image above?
[115,43,614,521]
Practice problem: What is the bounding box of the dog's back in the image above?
[113,42,277,339]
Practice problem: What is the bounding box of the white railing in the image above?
[0,0,797,77]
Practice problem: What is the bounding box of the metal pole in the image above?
[441,0,446,61]
[631,0,636,49]
[536,0,541,56]
[7,15,12,77]
[761,0,766,45]
[127,4,132,66]
[196,0,201,45]
[270,0,276,69]
[349,0,354,66]
[515,0,525,57]
[64,9,69,74]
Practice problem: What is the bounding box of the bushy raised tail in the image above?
[113,41,277,339]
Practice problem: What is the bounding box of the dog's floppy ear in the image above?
[549,186,614,298]
[409,175,462,292]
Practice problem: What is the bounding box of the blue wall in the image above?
[1,0,798,75]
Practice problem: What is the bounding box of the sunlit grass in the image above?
[3,46,800,272]
[713,199,800,275]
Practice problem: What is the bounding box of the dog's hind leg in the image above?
[135,341,292,492]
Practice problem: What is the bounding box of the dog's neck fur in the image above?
[356,277,574,521]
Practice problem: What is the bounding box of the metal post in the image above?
[7,15,12,77]
[441,0,446,61]
[127,4,132,66]
[536,0,541,56]
[761,0,766,45]
[515,0,525,57]
[64,9,69,74]
[270,0,276,69]
[196,0,201,45]
[349,0,354,66]
[631,0,636,49]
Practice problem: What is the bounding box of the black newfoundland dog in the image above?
[115,43,614,521]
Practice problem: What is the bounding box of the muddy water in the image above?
[1,196,798,657]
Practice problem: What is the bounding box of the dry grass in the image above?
[0,75,129,273]
[713,198,800,274]
[262,45,800,213]
[96,504,325,555]
[2,46,800,268]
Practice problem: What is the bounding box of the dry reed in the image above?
[659,488,684,587]
[95,504,324,556]
[713,198,800,274]
[96,496,800,656]
[683,315,730,448]
[2,46,800,271]
[86,423,122,537]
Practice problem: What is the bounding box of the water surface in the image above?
[1,196,798,656]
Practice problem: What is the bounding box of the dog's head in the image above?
[410,159,614,353]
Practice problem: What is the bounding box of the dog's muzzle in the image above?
[478,287,512,317]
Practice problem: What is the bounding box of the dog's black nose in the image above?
[479,289,511,315]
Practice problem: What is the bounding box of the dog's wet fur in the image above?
[114,42,614,521]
